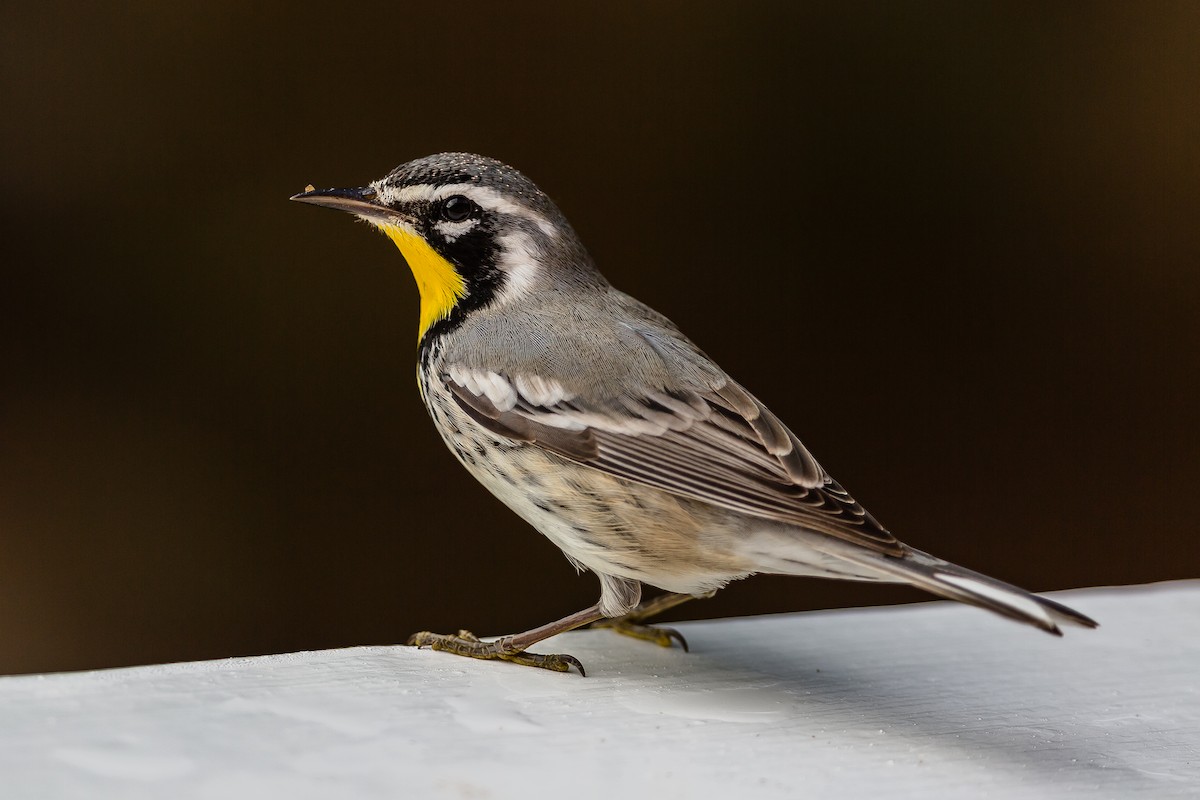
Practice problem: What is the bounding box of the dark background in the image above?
[2,3,1197,676]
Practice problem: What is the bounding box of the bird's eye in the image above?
[440,195,478,222]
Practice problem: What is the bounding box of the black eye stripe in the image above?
[440,195,478,223]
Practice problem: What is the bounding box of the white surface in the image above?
[2,582,1198,799]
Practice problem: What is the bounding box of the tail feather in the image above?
[819,545,1098,635]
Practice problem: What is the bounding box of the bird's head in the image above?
[292,153,599,342]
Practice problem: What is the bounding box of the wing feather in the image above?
[443,368,902,555]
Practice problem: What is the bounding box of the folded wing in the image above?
[442,365,904,556]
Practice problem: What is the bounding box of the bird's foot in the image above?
[405,629,586,675]
[590,618,689,651]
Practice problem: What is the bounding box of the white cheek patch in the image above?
[433,219,478,242]
[494,230,540,303]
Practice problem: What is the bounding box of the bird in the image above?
[291,153,1096,675]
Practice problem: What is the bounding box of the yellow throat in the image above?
[377,223,467,340]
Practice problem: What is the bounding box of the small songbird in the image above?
[292,153,1096,675]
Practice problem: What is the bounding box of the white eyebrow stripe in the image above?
[372,183,436,205]
[370,181,558,238]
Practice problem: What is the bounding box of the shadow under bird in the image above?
[292,153,1096,675]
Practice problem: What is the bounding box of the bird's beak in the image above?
[289,185,395,223]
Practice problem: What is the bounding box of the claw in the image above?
[403,630,587,675]
[405,630,442,648]
[561,654,586,677]
[592,619,690,651]
[664,627,690,653]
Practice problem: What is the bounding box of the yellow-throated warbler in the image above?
[293,153,1095,675]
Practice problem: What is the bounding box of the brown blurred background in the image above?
[1,3,1197,675]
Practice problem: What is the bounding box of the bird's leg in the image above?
[406,604,605,676]
[590,591,716,651]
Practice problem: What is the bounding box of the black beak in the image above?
[289,185,390,219]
